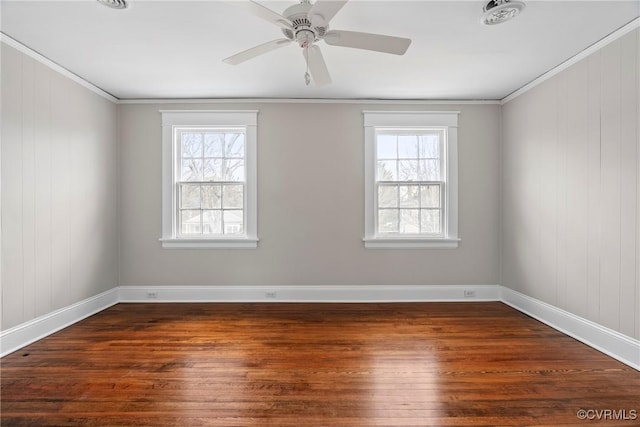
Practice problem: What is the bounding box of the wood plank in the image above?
[556,70,568,311]
[637,28,640,342]
[618,30,639,339]
[1,44,25,329]
[49,72,72,312]
[599,39,622,332]
[535,79,559,305]
[564,57,589,318]
[586,52,602,323]
[21,53,37,322]
[2,303,639,426]
[33,58,53,318]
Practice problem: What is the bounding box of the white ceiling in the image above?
[2,0,638,100]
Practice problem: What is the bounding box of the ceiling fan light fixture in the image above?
[482,0,525,25]
[97,0,128,10]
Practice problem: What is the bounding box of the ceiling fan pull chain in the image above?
[304,45,311,86]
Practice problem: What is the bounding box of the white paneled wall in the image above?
[502,29,639,339]
[1,43,119,330]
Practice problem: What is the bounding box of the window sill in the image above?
[160,238,259,249]
[363,237,460,249]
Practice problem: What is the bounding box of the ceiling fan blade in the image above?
[324,30,411,55]
[304,45,332,86]
[223,39,292,65]
[233,0,292,30]
[308,0,349,27]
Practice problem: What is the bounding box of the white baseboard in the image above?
[0,288,119,357]
[0,284,497,357]
[2,284,638,372]
[500,286,640,371]
[118,284,500,303]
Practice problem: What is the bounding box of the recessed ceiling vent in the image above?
[97,0,128,10]
[482,0,525,25]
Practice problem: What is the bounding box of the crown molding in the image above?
[501,17,640,105]
[118,98,500,105]
[0,32,118,103]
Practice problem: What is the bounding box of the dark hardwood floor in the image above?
[1,302,639,426]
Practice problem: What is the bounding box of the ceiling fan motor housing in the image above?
[482,0,526,25]
[281,1,328,47]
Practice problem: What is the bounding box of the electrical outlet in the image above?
[464,290,476,298]
[265,291,277,299]
[146,291,158,299]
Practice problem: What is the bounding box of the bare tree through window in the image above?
[177,129,246,236]
[375,131,444,235]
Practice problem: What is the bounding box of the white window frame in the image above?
[363,111,460,249]
[160,110,258,249]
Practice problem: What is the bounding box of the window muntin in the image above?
[363,111,459,249]
[375,129,446,237]
[160,110,258,249]
[175,128,246,237]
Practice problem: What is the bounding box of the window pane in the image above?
[181,133,203,158]
[225,133,245,158]
[421,209,441,234]
[202,210,222,234]
[398,160,419,181]
[377,160,397,181]
[202,184,222,209]
[224,159,245,181]
[204,133,224,157]
[223,184,243,209]
[399,209,420,233]
[378,185,398,208]
[181,159,203,181]
[204,159,223,181]
[421,185,441,208]
[224,210,244,234]
[398,135,418,159]
[377,134,397,159]
[180,184,200,209]
[399,185,420,207]
[180,210,201,235]
[419,135,440,158]
[378,209,398,233]
[418,159,441,181]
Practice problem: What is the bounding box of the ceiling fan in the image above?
[223,0,412,86]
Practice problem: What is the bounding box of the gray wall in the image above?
[1,43,119,330]
[119,102,501,286]
[501,28,640,339]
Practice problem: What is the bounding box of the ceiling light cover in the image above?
[97,0,128,10]
[482,0,525,25]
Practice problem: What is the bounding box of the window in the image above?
[363,111,460,248]
[160,111,258,248]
